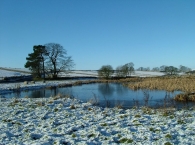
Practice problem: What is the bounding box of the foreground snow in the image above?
[0,97,195,144]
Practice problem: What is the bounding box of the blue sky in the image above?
[0,0,195,70]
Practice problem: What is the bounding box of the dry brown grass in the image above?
[127,76,195,93]
[71,78,141,85]
[127,76,195,102]
[35,101,45,106]
[54,77,141,88]
[174,93,195,102]
[70,104,76,109]
[51,93,72,101]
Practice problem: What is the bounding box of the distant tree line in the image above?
[136,65,191,73]
[25,43,74,79]
[153,65,191,72]
[150,65,191,75]
[98,63,192,79]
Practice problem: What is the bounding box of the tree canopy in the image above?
[165,66,178,75]
[116,62,135,77]
[179,65,191,72]
[24,45,46,78]
[98,65,114,79]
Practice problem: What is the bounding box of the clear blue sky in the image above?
[0,0,195,70]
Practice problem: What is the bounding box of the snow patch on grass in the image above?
[0,97,194,144]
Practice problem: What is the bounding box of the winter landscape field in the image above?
[0,68,195,144]
[1,0,195,144]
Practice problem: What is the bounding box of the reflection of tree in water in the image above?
[98,83,115,96]
[15,91,21,98]
[115,83,128,96]
[30,90,46,98]
[53,87,57,96]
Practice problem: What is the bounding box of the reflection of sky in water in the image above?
[4,83,181,103]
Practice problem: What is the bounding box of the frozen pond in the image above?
[2,83,184,108]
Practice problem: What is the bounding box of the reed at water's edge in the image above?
[126,76,195,102]
[127,76,195,92]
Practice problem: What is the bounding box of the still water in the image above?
[3,83,183,108]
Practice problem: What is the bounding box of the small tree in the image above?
[160,65,167,72]
[145,67,150,71]
[116,65,125,77]
[179,65,191,73]
[116,62,134,78]
[122,62,135,77]
[98,65,114,79]
[165,66,178,75]
[121,64,129,77]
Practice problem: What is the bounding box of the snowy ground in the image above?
[0,69,30,78]
[61,71,99,77]
[0,97,195,144]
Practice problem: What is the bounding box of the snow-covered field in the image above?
[61,71,99,77]
[0,69,30,78]
[0,97,195,144]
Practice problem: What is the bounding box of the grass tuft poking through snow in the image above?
[0,96,195,144]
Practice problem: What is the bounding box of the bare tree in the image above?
[145,67,150,71]
[160,65,167,72]
[137,67,144,71]
[122,62,135,77]
[45,43,74,78]
[116,65,124,77]
[179,65,191,73]
[121,64,129,77]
